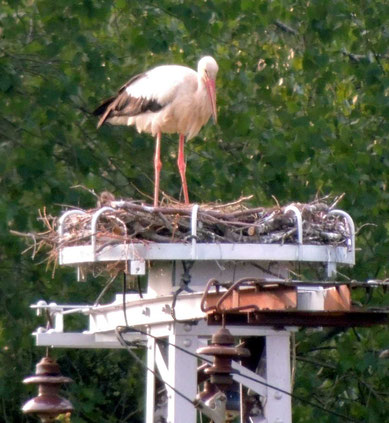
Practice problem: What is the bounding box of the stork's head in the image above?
[198,56,218,123]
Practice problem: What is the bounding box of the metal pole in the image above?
[167,331,198,423]
[265,334,292,423]
[146,337,156,423]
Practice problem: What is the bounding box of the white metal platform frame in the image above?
[32,204,355,423]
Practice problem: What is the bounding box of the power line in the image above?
[237,372,360,423]
[115,326,195,407]
[117,325,212,364]
[117,324,360,423]
[119,276,361,422]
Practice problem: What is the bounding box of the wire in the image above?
[94,275,117,306]
[137,275,143,298]
[117,325,360,422]
[234,372,360,423]
[115,326,195,406]
[119,277,360,422]
[171,260,194,323]
[117,325,212,365]
[121,268,205,361]
[122,273,129,327]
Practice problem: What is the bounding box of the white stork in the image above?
[93,56,219,207]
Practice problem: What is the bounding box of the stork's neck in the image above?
[197,74,210,104]
[194,74,213,124]
[197,73,206,92]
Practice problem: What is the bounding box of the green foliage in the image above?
[0,0,388,421]
[294,325,389,422]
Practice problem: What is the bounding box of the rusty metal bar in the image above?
[215,277,264,312]
[200,278,222,313]
[207,309,389,328]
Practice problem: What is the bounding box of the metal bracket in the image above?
[329,209,355,253]
[130,260,146,275]
[57,209,86,266]
[194,392,227,423]
[90,207,115,260]
[284,205,303,244]
[191,204,199,259]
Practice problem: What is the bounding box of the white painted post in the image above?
[167,333,198,423]
[146,336,156,423]
[265,334,292,423]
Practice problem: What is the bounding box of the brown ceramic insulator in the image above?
[197,380,218,402]
[22,395,73,423]
[211,327,235,345]
[197,327,250,390]
[22,356,73,423]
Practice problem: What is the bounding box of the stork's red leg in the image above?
[154,132,162,207]
[177,134,190,204]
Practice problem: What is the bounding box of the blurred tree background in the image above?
[0,0,388,421]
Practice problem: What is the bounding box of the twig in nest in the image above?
[271,195,280,208]
[130,181,153,203]
[355,223,377,236]
[10,230,41,258]
[12,196,352,279]
[211,195,253,209]
[330,193,345,209]
[94,275,117,306]
[71,184,99,200]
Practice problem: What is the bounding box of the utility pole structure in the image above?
[28,205,389,423]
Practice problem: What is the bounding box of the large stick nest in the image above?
[20,195,351,256]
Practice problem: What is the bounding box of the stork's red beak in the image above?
[205,77,217,124]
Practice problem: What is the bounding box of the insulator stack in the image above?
[197,327,250,390]
[22,355,73,423]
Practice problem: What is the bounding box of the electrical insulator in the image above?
[22,355,73,422]
[197,327,250,391]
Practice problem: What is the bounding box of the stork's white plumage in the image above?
[94,56,218,206]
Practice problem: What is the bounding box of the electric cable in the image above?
[122,273,129,327]
[94,274,117,306]
[171,260,194,323]
[117,325,212,364]
[118,323,361,422]
[119,276,362,422]
[115,326,195,407]
[137,275,143,298]
[235,372,360,423]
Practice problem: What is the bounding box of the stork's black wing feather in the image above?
[94,72,164,128]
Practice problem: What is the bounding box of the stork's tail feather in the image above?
[93,96,115,128]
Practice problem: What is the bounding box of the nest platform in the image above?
[16,197,355,279]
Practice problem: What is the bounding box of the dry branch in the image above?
[11,196,353,278]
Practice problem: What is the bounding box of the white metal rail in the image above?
[36,204,357,423]
[57,205,355,270]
